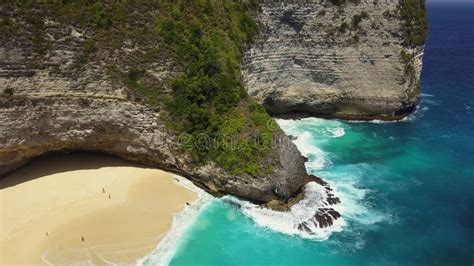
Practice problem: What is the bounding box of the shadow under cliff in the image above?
[0,151,151,189]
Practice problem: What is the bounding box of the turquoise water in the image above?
[147,2,474,265]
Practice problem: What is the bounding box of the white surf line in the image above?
[276,118,390,241]
[137,175,213,266]
[235,182,345,241]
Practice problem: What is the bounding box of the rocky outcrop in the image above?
[0,2,341,228]
[0,95,314,206]
[243,0,425,120]
[0,0,429,233]
[0,47,316,206]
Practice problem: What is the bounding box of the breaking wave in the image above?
[138,176,213,266]
[225,118,389,243]
[294,131,331,169]
[329,127,346,138]
[223,182,345,241]
[277,119,388,233]
[143,117,390,264]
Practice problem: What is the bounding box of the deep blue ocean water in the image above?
[147,2,474,265]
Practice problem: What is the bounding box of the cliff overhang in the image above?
[242,0,427,120]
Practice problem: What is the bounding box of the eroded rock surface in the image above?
[0,5,340,227]
[243,0,425,120]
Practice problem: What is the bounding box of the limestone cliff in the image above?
[243,0,427,120]
[0,0,341,228]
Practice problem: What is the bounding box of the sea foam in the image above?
[137,176,212,266]
[329,127,346,138]
[277,119,387,237]
[143,118,387,264]
[294,131,331,170]
[233,182,345,241]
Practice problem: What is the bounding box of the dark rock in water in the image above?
[328,209,341,219]
[296,207,341,232]
[315,213,331,228]
[327,196,341,205]
[314,208,339,228]
[326,189,341,205]
[297,222,312,233]
[297,223,303,231]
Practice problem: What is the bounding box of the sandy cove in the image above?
[0,153,197,265]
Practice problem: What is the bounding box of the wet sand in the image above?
[0,153,196,265]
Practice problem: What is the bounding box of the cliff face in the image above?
[0,1,341,224]
[0,32,311,206]
[0,0,429,231]
[243,0,426,120]
[0,96,312,206]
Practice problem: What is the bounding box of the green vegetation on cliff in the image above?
[401,50,416,85]
[399,0,428,46]
[325,0,427,47]
[2,0,273,176]
[153,1,273,176]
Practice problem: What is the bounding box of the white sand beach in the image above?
[0,153,197,265]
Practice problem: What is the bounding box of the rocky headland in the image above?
[0,1,427,231]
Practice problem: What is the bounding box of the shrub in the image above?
[371,21,380,30]
[328,0,345,6]
[339,22,348,33]
[89,2,111,28]
[3,88,14,97]
[401,50,416,85]
[352,34,360,44]
[352,12,368,29]
[399,0,428,46]
[156,1,271,175]
[6,0,272,176]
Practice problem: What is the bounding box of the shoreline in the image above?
[0,153,197,265]
[139,175,212,266]
[270,103,419,122]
